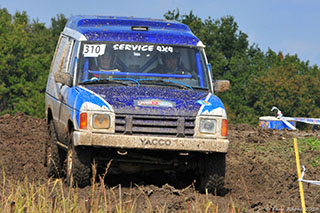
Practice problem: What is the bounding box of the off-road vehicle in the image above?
[45,15,230,193]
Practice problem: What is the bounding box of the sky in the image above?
[1,0,320,66]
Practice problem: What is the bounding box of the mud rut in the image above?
[1,113,320,211]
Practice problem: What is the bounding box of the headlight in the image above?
[93,114,110,129]
[200,118,217,134]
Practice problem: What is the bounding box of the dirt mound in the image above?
[1,113,320,211]
[0,113,47,182]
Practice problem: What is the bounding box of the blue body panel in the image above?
[65,16,200,46]
[81,85,207,116]
[65,86,113,128]
[198,95,225,115]
[62,86,226,130]
[68,84,226,119]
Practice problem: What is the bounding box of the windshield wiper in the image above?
[137,79,193,90]
[80,78,140,86]
[192,86,209,91]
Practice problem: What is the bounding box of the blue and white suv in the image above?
[45,15,230,192]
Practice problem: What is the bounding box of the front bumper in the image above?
[73,131,229,153]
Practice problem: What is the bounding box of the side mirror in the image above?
[214,80,230,92]
[54,72,73,87]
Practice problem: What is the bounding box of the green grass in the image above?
[311,156,320,167]
[299,137,320,152]
[297,138,320,168]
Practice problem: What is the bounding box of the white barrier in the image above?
[299,165,320,186]
[270,106,320,130]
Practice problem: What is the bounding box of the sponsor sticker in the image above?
[134,99,175,108]
[197,100,211,106]
[140,138,172,146]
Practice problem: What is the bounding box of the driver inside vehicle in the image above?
[88,46,118,79]
[96,47,116,71]
[150,51,188,75]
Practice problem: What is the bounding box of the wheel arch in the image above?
[68,119,74,136]
[47,107,53,125]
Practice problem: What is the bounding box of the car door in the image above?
[49,35,75,143]
[58,39,80,144]
[46,35,70,138]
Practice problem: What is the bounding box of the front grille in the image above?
[115,114,195,137]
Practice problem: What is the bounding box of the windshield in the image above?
[77,42,209,89]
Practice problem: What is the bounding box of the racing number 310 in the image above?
[83,45,101,54]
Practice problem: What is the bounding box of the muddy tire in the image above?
[66,131,92,188]
[46,122,63,178]
[197,153,226,195]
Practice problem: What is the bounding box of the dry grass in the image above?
[0,163,246,212]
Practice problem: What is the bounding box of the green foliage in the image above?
[50,14,67,44]
[0,8,65,118]
[245,52,320,122]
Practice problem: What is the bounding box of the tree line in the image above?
[0,8,319,124]
[0,8,67,118]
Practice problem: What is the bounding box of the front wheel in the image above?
[66,131,92,188]
[197,153,226,195]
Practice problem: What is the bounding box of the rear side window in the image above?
[50,36,74,75]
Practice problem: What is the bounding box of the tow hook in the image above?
[117,149,128,155]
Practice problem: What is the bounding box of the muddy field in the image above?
[1,113,320,211]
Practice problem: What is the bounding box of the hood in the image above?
[80,85,209,117]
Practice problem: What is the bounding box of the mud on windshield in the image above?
[77,42,209,89]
